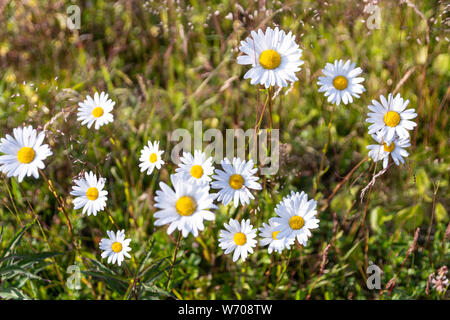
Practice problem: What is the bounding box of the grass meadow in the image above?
[0,0,448,300]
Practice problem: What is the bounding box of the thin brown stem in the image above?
[315,104,336,196]
[166,232,182,289]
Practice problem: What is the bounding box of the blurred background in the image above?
[0,0,448,299]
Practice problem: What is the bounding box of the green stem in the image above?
[166,232,182,289]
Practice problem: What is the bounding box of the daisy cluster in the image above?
[0,26,418,267]
[238,27,417,169]
[153,154,319,262]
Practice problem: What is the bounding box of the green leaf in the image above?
[395,204,424,231]
[136,239,156,274]
[0,252,62,264]
[0,222,34,260]
[342,241,361,261]
[81,270,128,283]
[435,203,448,223]
[0,265,44,281]
[370,206,384,233]
[0,287,31,300]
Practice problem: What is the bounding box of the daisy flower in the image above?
[99,230,131,266]
[218,218,257,262]
[366,93,417,143]
[270,191,319,246]
[367,134,411,169]
[77,91,114,130]
[175,150,214,184]
[139,140,165,175]
[154,174,216,238]
[70,171,108,216]
[237,27,303,88]
[317,59,365,105]
[259,220,295,254]
[211,157,262,207]
[0,126,52,183]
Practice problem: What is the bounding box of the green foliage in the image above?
[0,0,448,300]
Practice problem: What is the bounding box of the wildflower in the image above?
[219,218,257,262]
[139,140,165,175]
[154,174,216,238]
[270,191,319,246]
[432,266,449,293]
[0,126,52,182]
[317,59,365,105]
[211,157,262,207]
[237,27,303,88]
[367,134,411,168]
[77,92,114,130]
[366,93,417,143]
[70,171,108,216]
[99,230,131,266]
[259,220,295,254]
[175,150,214,184]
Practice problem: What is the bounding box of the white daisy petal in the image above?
[271,191,319,246]
[211,157,261,208]
[317,59,365,106]
[99,230,132,266]
[154,174,216,238]
[77,92,114,130]
[0,126,52,183]
[237,27,303,88]
[365,93,417,143]
[219,218,257,262]
[70,171,108,216]
[139,140,165,175]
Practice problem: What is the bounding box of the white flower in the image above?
[77,92,114,130]
[175,150,214,184]
[70,171,108,216]
[270,191,319,246]
[366,93,417,143]
[99,230,131,266]
[139,140,165,175]
[259,220,295,254]
[211,157,262,207]
[367,134,411,169]
[154,174,216,238]
[219,218,257,262]
[237,27,303,88]
[317,59,365,105]
[0,126,52,183]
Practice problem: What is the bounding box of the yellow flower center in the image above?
[175,196,197,216]
[233,232,247,246]
[229,174,244,190]
[190,165,204,179]
[92,107,104,118]
[259,49,281,70]
[272,231,280,240]
[383,142,395,153]
[289,216,304,230]
[149,153,158,163]
[86,187,99,201]
[333,75,348,90]
[384,111,401,127]
[17,147,35,164]
[111,242,122,253]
